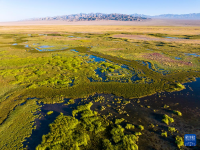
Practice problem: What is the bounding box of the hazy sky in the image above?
[0,0,199,22]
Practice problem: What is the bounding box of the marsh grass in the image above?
[0,99,40,150]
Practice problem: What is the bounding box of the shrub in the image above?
[138,125,144,131]
[168,127,177,133]
[122,135,138,150]
[125,124,135,130]
[149,123,155,128]
[102,139,114,150]
[163,104,169,109]
[173,110,182,116]
[115,118,125,124]
[161,132,167,137]
[67,99,75,105]
[135,132,142,136]
[110,125,124,143]
[175,136,184,149]
[162,114,174,125]
[47,111,53,115]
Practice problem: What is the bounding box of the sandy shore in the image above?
[0,19,200,26]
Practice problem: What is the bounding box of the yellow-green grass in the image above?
[0,99,40,150]
[1,26,200,35]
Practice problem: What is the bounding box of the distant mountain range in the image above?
[28,13,150,21]
[27,13,200,22]
[131,13,200,19]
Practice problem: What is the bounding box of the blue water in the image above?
[25,45,29,48]
[89,55,106,62]
[137,61,170,75]
[163,36,184,39]
[131,75,141,82]
[70,49,79,52]
[175,57,181,60]
[12,43,18,45]
[94,68,107,81]
[185,53,200,57]
[35,48,57,52]
[39,45,54,48]
[33,45,68,52]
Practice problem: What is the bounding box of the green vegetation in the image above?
[163,104,169,109]
[138,125,144,131]
[162,114,174,125]
[66,99,75,105]
[168,127,177,133]
[111,125,125,143]
[134,132,142,136]
[161,132,167,137]
[173,83,185,91]
[149,123,155,128]
[47,111,53,115]
[125,124,135,130]
[175,136,184,149]
[115,118,125,124]
[93,96,105,102]
[0,99,40,150]
[173,110,182,116]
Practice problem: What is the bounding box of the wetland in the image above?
[0,26,200,150]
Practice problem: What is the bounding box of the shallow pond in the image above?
[39,45,54,48]
[175,57,181,60]
[163,36,187,39]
